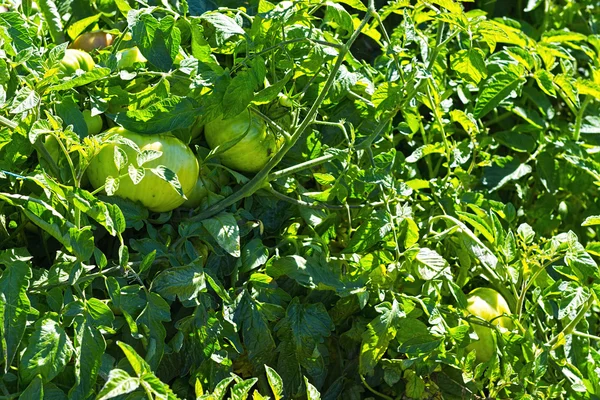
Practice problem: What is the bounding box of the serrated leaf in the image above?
[414,248,448,280]
[451,48,487,84]
[474,69,525,118]
[265,365,284,400]
[137,149,163,166]
[96,369,140,400]
[37,0,64,44]
[128,164,145,185]
[202,212,241,257]
[114,146,128,171]
[360,300,405,375]
[152,260,206,302]
[0,249,32,372]
[19,317,73,384]
[47,68,110,92]
[150,165,184,197]
[534,69,556,97]
[135,293,171,369]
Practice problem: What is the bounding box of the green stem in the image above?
[268,152,342,181]
[547,296,594,348]
[187,6,375,222]
[515,257,561,321]
[360,374,394,400]
[573,96,590,142]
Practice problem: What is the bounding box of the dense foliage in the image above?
[1,0,600,398]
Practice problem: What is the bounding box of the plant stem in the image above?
[547,295,595,348]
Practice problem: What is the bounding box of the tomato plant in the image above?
[3,0,600,399]
[204,110,281,173]
[86,127,199,212]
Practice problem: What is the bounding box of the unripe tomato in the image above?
[71,31,114,52]
[82,110,103,135]
[59,49,95,75]
[116,47,147,70]
[465,288,513,363]
[204,110,281,173]
[86,127,199,212]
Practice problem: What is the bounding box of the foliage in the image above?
[1,0,600,399]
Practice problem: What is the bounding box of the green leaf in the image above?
[404,370,426,399]
[473,68,526,118]
[152,260,206,302]
[150,165,185,197]
[47,68,111,92]
[110,96,201,135]
[0,248,32,373]
[66,14,101,40]
[20,375,44,400]
[335,0,367,11]
[413,248,449,280]
[266,255,362,295]
[582,216,600,226]
[230,378,258,400]
[360,300,405,375]
[345,210,393,253]
[240,238,269,273]
[96,369,140,400]
[130,11,181,71]
[200,12,246,46]
[222,71,256,119]
[135,293,171,369]
[9,87,40,114]
[274,299,334,396]
[575,79,600,100]
[202,212,241,257]
[19,317,73,384]
[541,30,587,44]
[456,211,495,243]
[0,193,94,261]
[450,48,487,84]
[265,365,284,400]
[534,70,556,97]
[304,376,321,400]
[231,291,277,371]
[117,341,152,376]
[557,283,590,321]
[68,313,107,399]
[0,12,34,52]
[36,0,64,44]
[324,3,353,37]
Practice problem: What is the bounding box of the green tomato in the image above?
[86,127,199,212]
[71,31,114,52]
[83,110,103,135]
[59,49,95,75]
[204,110,281,173]
[465,288,513,363]
[116,47,147,70]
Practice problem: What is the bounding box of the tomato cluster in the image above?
[53,31,283,212]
